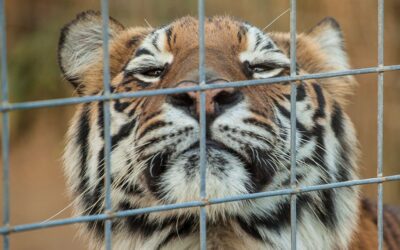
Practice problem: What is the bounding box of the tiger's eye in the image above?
[249,64,275,73]
[142,68,164,77]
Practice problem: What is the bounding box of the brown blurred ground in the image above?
[0,0,399,249]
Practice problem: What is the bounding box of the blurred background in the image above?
[0,0,399,249]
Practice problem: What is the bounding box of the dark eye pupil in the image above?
[143,68,163,77]
[250,64,274,73]
[252,67,265,73]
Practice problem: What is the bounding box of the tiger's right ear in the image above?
[58,10,125,92]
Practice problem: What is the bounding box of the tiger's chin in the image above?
[143,142,257,216]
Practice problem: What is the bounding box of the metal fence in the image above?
[1,0,400,249]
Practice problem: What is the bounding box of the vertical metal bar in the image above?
[198,0,207,249]
[101,0,112,249]
[0,0,10,248]
[289,0,297,249]
[377,0,384,249]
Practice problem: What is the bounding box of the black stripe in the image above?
[283,82,306,102]
[79,102,104,235]
[135,48,154,57]
[119,202,168,236]
[303,124,326,172]
[331,101,350,182]
[76,104,106,237]
[312,83,326,119]
[255,32,262,49]
[111,118,137,149]
[137,121,169,139]
[144,151,171,199]
[165,27,173,49]
[314,184,337,229]
[301,123,338,227]
[97,101,104,135]
[76,103,90,195]
[273,97,315,146]
[336,146,350,182]
[296,83,306,101]
[136,125,193,154]
[179,140,259,193]
[240,130,273,148]
[239,194,311,234]
[128,98,146,117]
[114,177,144,197]
[152,33,160,52]
[89,109,137,236]
[243,118,274,132]
[117,158,145,196]
[282,173,305,186]
[85,148,106,236]
[157,216,197,249]
[331,102,344,138]
[273,99,311,140]
[114,99,131,112]
[94,118,137,198]
[260,41,273,51]
[136,137,163,154]
[245,147,276,191]
[118,202,197,240]
[237,216,264,241]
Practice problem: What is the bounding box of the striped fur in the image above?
[58,11,399,249]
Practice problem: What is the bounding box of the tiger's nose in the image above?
[168,81,243,117]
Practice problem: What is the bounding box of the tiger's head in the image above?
[59,11,360,249]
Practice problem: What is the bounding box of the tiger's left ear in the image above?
[307,17,349,70]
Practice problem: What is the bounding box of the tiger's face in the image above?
[120,17,294,203]
[59,11,360,249]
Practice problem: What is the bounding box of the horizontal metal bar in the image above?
[0,174,399,235]
[1,65,400,112]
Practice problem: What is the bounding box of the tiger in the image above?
[58,10,400,250]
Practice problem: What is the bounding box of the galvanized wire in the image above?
[1,65,399,112]
[0,1,397,249]
[101,0,113,248]
[198,0,208,249]
[1,174,399,235]
[289,0,298,249]
[377,0,384,249]
[0,0,10,248]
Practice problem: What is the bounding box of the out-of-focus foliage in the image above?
[9,27,63,102]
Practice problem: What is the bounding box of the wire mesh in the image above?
[377,0,385,249]
[0,0,10,248]
[100,0,113,248]
[0,0,398,249]
[289,0,298,248]
[198,1,208,249]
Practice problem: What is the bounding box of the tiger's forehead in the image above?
[162,16,279,53]
[126,16,287,73]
